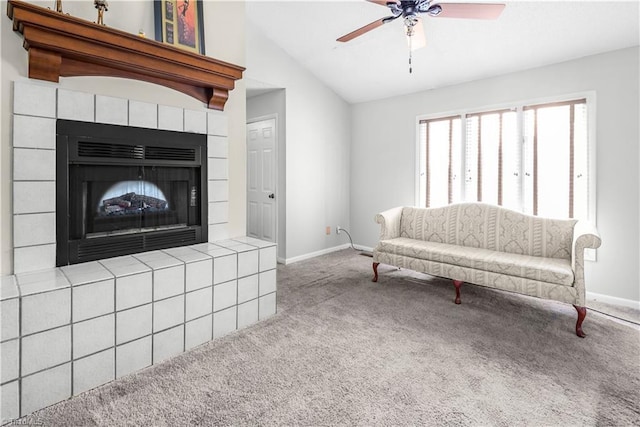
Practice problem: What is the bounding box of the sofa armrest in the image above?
[571,221,602,306]
[374,207,404,241]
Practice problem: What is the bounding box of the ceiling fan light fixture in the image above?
[426,4,442,17]
[406,17,426,51]
[404,14,419,27]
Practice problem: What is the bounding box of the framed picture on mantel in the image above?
[154,0,205,55]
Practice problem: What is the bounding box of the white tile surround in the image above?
[11,81,232,273]
[2,82,278,423]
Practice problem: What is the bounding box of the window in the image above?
[418,98,593,223]
[419,116,461,208]
[464,109,520,210]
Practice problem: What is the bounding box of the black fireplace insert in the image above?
[56,120,207,266]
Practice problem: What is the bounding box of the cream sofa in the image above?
[372,203,601,337]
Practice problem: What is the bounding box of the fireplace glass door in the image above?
[70,165,198,239]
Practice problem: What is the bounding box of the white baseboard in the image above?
[281,244,374,265]
[354,245,374,253]
[283,244,351,265]
[586,291,640,310]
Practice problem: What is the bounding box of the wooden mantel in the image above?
[7,0,244,110]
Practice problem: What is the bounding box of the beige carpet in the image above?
[19,249,640,426]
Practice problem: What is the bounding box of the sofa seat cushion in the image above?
[376,237,574,286]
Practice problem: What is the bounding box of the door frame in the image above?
[246,114,279,246]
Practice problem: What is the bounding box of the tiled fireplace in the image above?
[0,81,277,422]
[55,119,209,265]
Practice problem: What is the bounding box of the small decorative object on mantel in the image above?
[55,0,62,13]
[94,0,108,25]
[154,0,205,55]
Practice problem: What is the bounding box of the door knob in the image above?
[268,193,275,199]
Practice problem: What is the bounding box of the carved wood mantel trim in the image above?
[7,0,244,110]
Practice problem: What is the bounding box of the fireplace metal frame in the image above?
[56,120,208,266]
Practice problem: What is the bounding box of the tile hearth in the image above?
[1,237,277,420]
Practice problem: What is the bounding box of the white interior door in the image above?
[247,118,277,242]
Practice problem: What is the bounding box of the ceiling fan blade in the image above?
[366,0,400,6]
[337,18,386,42]
[430,3,505,19]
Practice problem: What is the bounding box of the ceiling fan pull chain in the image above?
[409,34,413,74]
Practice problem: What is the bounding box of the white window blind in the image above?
[523,100,589,220]
[465,110,519,210]
[418,116,461,208]
[418,98,591,223]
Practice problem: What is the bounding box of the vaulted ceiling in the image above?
[246,1,640,103]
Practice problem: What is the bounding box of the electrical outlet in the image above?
[325,226,331,235]
[336,226,342,234]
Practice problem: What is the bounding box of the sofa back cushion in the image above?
[399,203,576,260]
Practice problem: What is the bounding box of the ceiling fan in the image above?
[337,0,505,46]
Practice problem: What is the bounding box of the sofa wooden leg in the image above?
[573,305,587,338]
[372,262,379,282]
[453,280,463,304]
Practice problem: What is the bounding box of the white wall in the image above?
[245,23,351,261]
[351,47,640,303]
[0,0,247,275]
[247,90,287,261]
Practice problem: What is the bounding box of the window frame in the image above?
[415,91,597,237]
